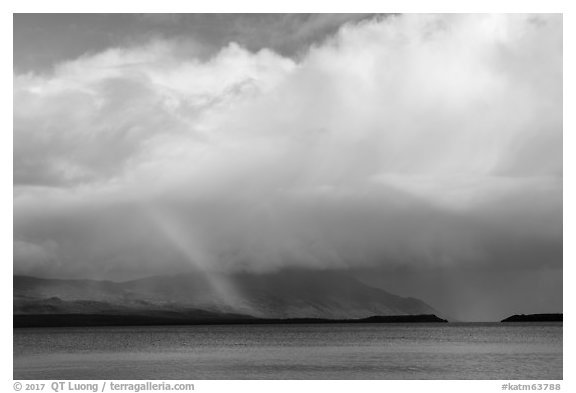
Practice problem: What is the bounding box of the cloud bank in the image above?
[14,14,562,280]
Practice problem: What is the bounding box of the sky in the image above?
[13,13,562,321]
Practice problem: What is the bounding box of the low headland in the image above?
[501,313,562,323]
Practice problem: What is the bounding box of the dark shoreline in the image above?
[501,313,562,323]
[14,313,448,328]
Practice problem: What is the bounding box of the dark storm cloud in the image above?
[13,13,376,73]
[13,14,562,319]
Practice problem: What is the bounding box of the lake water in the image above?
[13,323,562,380]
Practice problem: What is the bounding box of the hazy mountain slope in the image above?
[14,269,439,319]
[14,276,127,303]
[230,270,438,318]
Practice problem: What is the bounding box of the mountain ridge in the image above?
[14,270,442,320]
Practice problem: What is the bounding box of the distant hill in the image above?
[14,269,441,321]
[501,313,562,322]
[14,313,447,328]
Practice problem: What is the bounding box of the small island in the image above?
[501,313,562,323]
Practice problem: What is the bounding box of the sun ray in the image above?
[144,204,257,316]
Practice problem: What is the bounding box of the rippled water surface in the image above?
[13,323,562,379]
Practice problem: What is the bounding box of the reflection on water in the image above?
[13,323,562,379]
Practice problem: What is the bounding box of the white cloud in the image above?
[13,14,562,278]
